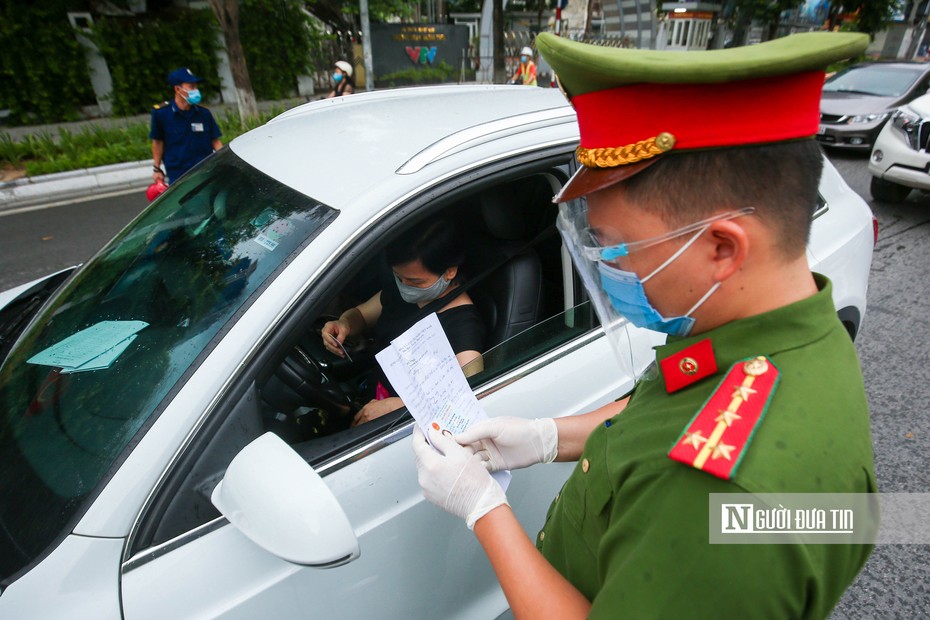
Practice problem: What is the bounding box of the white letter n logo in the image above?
[722,504,753,532]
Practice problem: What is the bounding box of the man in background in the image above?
[151,67,222,185]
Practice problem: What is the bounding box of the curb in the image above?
[0,160,151,213]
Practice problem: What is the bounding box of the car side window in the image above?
[255,174,583,449]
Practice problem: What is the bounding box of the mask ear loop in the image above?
[641,225,707,284]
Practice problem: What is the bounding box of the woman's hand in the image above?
[321,319,351,356]
[352,397,403,426]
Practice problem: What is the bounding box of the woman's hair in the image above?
[385,218,465,277]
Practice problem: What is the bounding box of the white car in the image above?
[0,86,875,618]
[868,92,930,202]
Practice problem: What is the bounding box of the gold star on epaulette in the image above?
[682,430,708,450]
[733,385,757,401]
[710,442,736,461]
[715,409,742,427]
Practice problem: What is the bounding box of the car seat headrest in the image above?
[478,187,526,241]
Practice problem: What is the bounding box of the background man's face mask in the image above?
[394,272,451,305]
[182,88,202,105]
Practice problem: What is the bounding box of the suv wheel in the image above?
[870,176,911,203]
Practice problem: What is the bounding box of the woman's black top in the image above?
[373,277,487,396]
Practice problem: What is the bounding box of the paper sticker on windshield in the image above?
[27,320,148,372]
[253,218,294,251]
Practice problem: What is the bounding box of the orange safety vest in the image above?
[515,60,537,86]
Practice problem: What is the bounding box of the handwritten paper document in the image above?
[376,313,510,488]
[376,313,485,435]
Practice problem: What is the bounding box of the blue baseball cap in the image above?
[167,67,204,86]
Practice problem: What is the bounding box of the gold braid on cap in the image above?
[576,132,676,168]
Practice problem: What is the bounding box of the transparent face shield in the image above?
[557,200,659,381]
[557,200,755,380]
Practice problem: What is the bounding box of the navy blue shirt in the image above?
[150,100,222,183]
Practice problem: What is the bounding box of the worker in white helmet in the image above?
[509,46,538,86]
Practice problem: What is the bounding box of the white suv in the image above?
[869,93,930,202]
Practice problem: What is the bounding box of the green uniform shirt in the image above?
[537,274,876,619]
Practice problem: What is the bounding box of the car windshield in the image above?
[823,65,925,97]
[0,149,336,584]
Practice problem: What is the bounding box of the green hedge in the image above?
[241,0,322,100]
[0,0,95,125]
[0,106,285,176]
[91,9,222,117]
[377,61,459,88]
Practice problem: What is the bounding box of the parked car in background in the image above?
[818,62,930,149]
[0,86,876,618]
[868,92,930,202]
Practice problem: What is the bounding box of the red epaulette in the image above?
[668,356,779,480]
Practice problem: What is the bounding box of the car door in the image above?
[119,164,658,619]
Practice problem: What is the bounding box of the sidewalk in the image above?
[0,160,151,213]
[0,97,307,213]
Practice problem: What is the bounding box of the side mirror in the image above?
[211,432,359,567]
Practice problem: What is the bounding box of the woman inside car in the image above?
[321,218,486,426]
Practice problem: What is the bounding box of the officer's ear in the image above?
[707,219,748,283]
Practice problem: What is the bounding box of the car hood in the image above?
[903,93,930,118]
[820,92,900,116]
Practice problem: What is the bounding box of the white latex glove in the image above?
[412,426,509,529]
[455,417,558,472]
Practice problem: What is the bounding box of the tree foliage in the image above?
[828,1,898,39]
[0,0,95,124]
[91,9,221,116]
[302,0,415,32]
[241,0,324,100]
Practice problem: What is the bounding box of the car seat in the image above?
[469,185,544,349]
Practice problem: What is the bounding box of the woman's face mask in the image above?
[333,71,344,83]
[394,272,451,305]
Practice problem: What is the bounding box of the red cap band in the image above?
[572,70,826,154]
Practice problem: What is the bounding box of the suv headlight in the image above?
[890,108,923,150]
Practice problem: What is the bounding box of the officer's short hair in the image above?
[614,139,823,259]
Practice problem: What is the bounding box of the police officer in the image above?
[413,32,877,619]
[151,67,223,185]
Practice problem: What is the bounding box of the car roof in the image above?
[228,85,576,209]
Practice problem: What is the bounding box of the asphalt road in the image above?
[827,150,930,619]
[0,154,928,616]
[0,190,149,292]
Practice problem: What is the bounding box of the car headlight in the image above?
[890,108,923,150]
[848,112,889,124]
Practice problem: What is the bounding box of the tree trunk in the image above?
[493,0,506,83]
[209,0,258,121]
